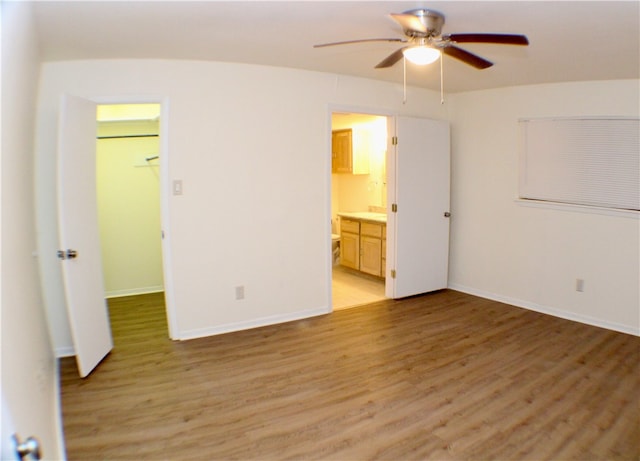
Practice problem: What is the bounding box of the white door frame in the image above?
[326,104,394,311]
[92,95,178,339]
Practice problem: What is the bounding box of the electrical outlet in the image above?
[576,278,584,292]
[235,285,245,300]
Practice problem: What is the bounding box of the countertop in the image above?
[337,211,387,224]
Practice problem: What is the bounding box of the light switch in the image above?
[173,180,183,196]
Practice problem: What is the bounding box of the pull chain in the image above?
[402,54,444,105]
[403,57,407,104]
[440,53,444,105]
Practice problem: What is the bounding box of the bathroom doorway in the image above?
[330,111,389,310]
[96,103,167,328]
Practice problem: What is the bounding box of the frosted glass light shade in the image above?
[402,46,441,65]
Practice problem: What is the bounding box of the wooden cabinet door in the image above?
[332,129,352,173]
[360,235,382,276]
[340,232,359,270]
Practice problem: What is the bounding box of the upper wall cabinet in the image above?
[332,128,370,175]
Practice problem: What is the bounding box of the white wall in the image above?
[35,60,447,349]
[448,80,639,334]
[37,59,638,355]
[1,2,64,458]
[97,121,163,297]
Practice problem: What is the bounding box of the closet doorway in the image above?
[96,104,167,329]
[331,112,389,310]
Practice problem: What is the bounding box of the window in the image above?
[519,117,639,211]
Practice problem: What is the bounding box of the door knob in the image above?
[12,434,41,460]
[57,249,78,260]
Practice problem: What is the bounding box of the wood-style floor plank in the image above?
[60,291,640,460]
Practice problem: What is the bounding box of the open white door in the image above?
[386,116,450,299]
[57,94,113,377]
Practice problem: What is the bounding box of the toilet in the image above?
[331,233,340,265]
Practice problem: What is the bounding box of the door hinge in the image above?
[391,269,396,279]
[392,136,398,145]
[391,203,398,213]
[57,249,78,260]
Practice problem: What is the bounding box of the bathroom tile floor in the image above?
[331,265,386,310]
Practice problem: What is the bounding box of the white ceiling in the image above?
[31,1,639,93]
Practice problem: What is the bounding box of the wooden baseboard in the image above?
[105,286,164,299]
[55,345,75,358]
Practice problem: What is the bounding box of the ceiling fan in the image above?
[314,8,529,70]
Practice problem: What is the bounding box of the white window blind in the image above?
[519,117,640,211]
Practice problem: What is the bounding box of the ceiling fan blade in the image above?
[390,13,427,34]
[314,38,405,48]
[375,48,406,69]
[443,46,493,69]
[444,33,529,46]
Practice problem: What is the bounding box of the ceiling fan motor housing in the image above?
[403,9,445,38]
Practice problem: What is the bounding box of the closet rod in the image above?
[96,134,159,140]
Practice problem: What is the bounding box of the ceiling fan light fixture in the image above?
[402,46,441,65]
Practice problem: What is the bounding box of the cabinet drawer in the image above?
[361,222,383,238]
[341,219,360,234]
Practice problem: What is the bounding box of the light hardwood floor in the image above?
[60,291,640,460]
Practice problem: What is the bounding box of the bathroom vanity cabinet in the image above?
[338,213,386,278]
